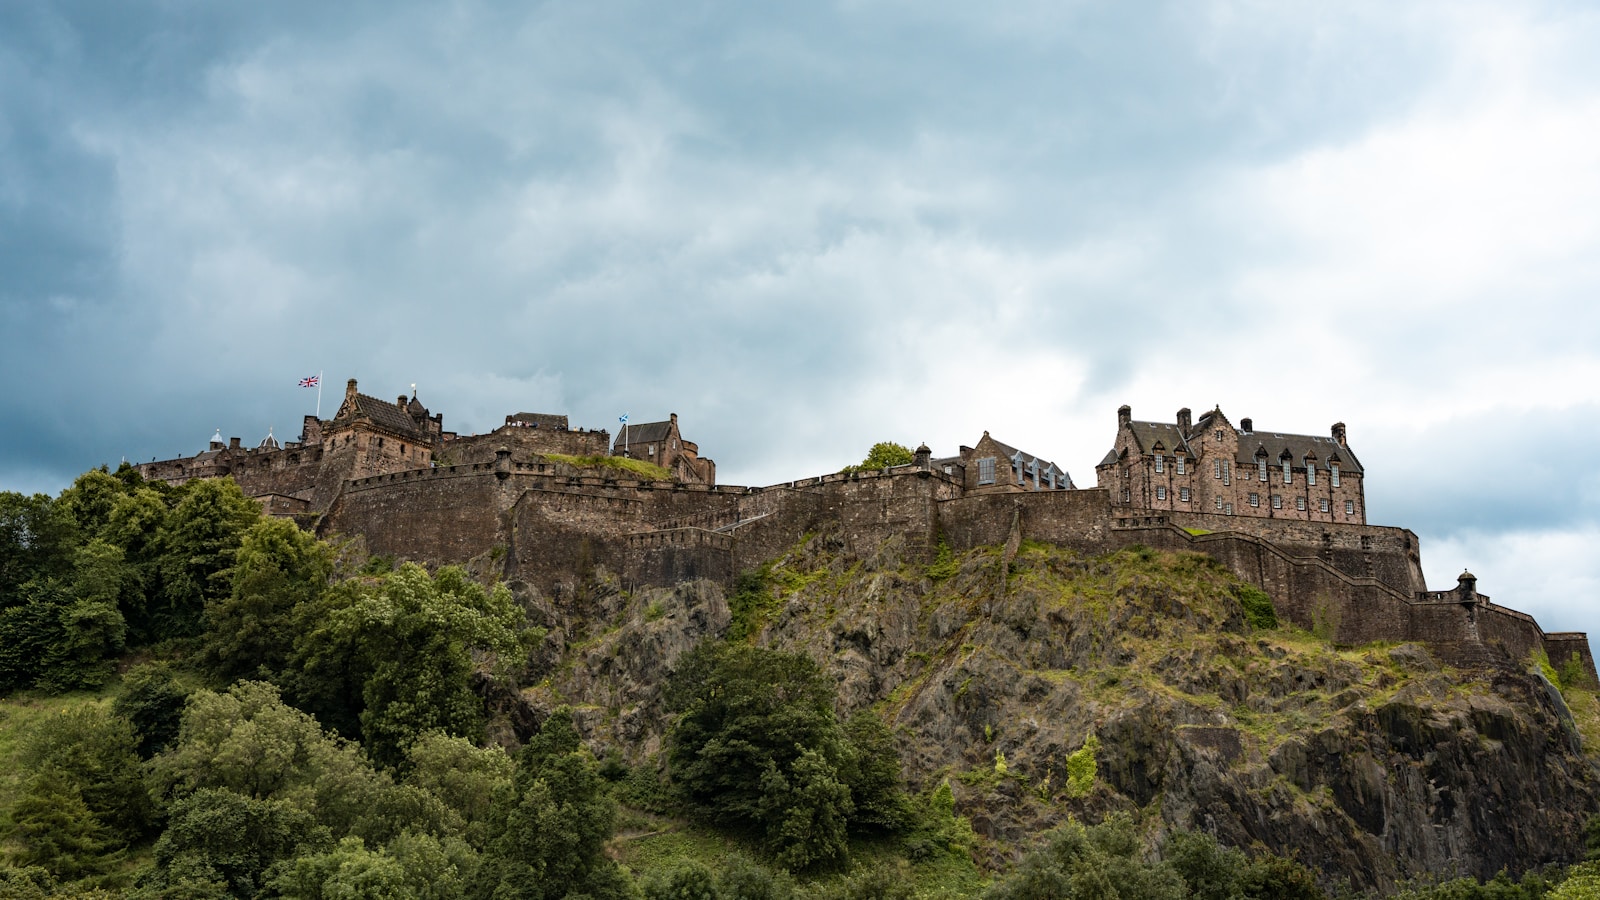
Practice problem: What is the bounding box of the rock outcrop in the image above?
[496,533,1599,893]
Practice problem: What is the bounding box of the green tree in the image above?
[113,662,193,757]
[404,731,516,849]
[0,492,78,602]
[840,442,914,475]
[644,860,721,900]
[286,564,524,769]
[8,765,117,881]
[476,709,628,899]
[151,681,452,846]
[149,788,329,899]
[666,642,903,869]
[20,706,153,843]
[201,517,333,682]
[149,478,262,638]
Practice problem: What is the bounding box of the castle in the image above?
[135,387,1595,683]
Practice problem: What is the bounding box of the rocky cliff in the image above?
[499,532,1599,893]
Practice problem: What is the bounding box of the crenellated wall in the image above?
[309,461,1592,686]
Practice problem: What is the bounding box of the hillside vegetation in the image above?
[1,466,1598,898]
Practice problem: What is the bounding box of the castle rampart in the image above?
[127,393,1593,685]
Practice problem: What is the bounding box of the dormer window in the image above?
[1281,458,1292,484]
[1175,455,1186,475]
[1330,463,1340,487]
[1258,458,1268,482]
[1306,458,1316,486]
[1154,453,1164,474]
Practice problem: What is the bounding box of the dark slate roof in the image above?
[1125,421,1195,456]
[979,435,1073,488]
[342,393,426,438]
[1235,430,1363,474]
[615,420,673,449]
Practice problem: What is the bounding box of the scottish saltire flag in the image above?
[299,376,320,388]
[619,413,629,424]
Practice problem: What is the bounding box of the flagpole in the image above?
[316,370,323,419]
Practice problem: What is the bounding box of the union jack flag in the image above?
[299,376,320,388]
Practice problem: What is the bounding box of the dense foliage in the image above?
[839,442,914,475]
[3,467,1597,898]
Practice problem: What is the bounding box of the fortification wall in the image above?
[443,426,610,465]
[1154,509,1424,594]
[320,463,509,563]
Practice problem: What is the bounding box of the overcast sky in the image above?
[4,1,1598,641]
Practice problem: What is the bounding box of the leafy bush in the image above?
[1236,584,1278,630]
[840,442,914,475]
[1065,734,1099,799]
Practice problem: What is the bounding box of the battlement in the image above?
[127,395,1593,684]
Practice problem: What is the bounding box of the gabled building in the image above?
[1095,405,1365,523]
[612,413,716,485]
[935,431,1073,493]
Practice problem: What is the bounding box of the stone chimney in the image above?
[346,378,358,400]
[398,394,408,410]
[1176,407,1192,433]
[1118,405,1132,429]
[1240,417,1253,433]
[1332,422,1347,447]
[228,437,241,450]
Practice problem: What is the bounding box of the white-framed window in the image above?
[648,444,656,457]
[1176,456,1186,475]
[1320,498,1330,512]
[1224,503,1233,515]
[1331,463,1340,487]
[1215,430,1223,441]
[1222,461,1231,486]
[1214,497,1223,510]
[1306,460,1316,486]
[1213,459,1222,479]
[1258,459,1268,482]
[1122,488,1131,503]
[1154,453,1164,474]
[977,457,997,485]
[1345,500,1354,515]
[1272,495,1283,509]
[1282,459,1292,484]
[1248,492,1259,507]
[1296,496,1306,511]
[1156,486,1166,500]
[1180,487,1191,502]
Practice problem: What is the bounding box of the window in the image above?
[1320,498,1330,513]
[1214,459,1222,479]
[1331,463,1340,487]
[1176,456,1186,475]
[1224,503,1233,515]
[1180,487,1191,502]
[1258,459,1268,482]
[1214,497,1223,510]
[1156,486,1166,500]
[1281,459,1291,484]
[1296,496,1306,511]
[1272,495,1283,509]
[977,457,997,485]
[648,445,656,457]
[1154,454,1164,474]
[1306,461,1316,486]
[1345,500,1354,515]
[1122,488,1131,503]
[1249,492,1259,507]
[1215,430,1223,441]
[1222,461,1231,486]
